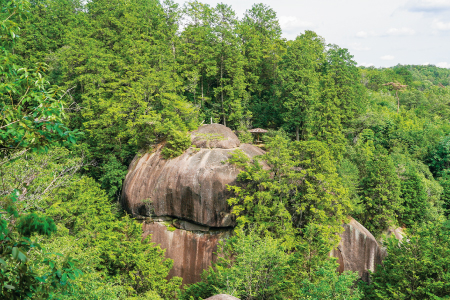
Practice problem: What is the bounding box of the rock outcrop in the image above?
[143,222,230,284]
[121,124,264,228]
[331,217,387,281]
[385,226,404,241]
[123,124,392,285]
[122,124,265,284]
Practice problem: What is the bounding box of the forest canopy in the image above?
[1,0,450,299]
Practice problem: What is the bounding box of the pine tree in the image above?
[280,31,324,141]
[212,3,248,128]
[237,4,285,128]
[359,147,402,235]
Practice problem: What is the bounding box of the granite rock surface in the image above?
[121,124,265,227]
[143,222,231,285]
[331,217,387,281]
[123,124,394,285]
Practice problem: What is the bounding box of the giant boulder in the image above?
[121,124,265,228]
[122,124,264,284]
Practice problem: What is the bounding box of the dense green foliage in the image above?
[0,0,80,154]
[362,221,450,299]
[2,0,450,298]
[181,229,362,300]
[227,135,350,247]
[1,152,181,299]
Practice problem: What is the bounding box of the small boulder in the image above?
[385,226,404,241]
[205,295,240,300]
[192,124,240,149]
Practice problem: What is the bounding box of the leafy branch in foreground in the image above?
[1,0,81,155]
[0,191,82,299]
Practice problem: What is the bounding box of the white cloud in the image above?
[355,28,415,39]
[432,19,450,30]
[279,16,314,35]
[386,27,416,36]
[359,62,375,67]
[406,0,450,12]
[437,62,450,68]
[351,42,371,51]
[381,55,395,60]
[355,31,368,38]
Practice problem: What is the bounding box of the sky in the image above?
[174,0,450,68]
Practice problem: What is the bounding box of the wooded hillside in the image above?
[1,0,450,299]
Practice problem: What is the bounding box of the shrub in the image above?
[161,130,191,159]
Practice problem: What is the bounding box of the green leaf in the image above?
[18,250,27,262]
[12,247,18,259]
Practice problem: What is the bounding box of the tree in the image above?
[210,231,290,300]
[14,0,84,65]
[359,147,402,235]
[363,221,450,299]
[383,82,407,113]
[227,134,351,247]
[398,171,428,227]
[280,31,324,141]
[212,3,248,128]
[307,72,346,159]
[325,45,366,126]
[427,134,450,177]
[237,3,284,129]
[178,1,217,110]
[1,0,79,155]
[55,0,198,198]
[46,176,182,298]
[1,2,82,297]
[438,170,450,216]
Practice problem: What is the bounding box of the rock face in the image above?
[122,124,265,284]
[121,124,265,228]
[331,217,387,282]
[143,222,230,285]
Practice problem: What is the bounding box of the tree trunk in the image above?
[296,126,299,141]
[396,90,399,113]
